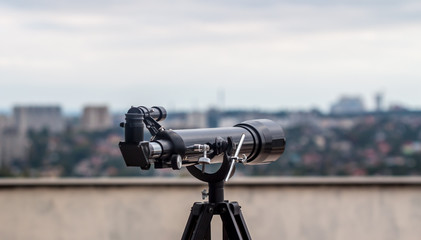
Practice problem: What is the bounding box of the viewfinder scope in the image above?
[119,106,286,170]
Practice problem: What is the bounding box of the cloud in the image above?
[0,0,420,111]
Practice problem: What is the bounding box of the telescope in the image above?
[118,106,286,239]
[119,106,286,172]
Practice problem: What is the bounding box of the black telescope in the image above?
[118,106,286,239]
[119,106,286,171]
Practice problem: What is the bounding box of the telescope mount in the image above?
[182,136,251,240]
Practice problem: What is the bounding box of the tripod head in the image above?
[118,106,286,182]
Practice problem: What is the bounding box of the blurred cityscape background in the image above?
[1,1,421,239]
[1,0,421,179]
[1,92,420,178]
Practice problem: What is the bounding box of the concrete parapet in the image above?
[1,177,421,240]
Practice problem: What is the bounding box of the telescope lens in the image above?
[235,119,286,164]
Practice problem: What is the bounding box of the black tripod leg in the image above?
[219,202,243,240]
[182,203,201,240]
[223,225,229,240]
[230,202,251,239]
[182,203,214,240]
[219,202,251,240]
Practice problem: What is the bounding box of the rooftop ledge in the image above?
[1,177,421,188]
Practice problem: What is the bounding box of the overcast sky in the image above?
[1,0,420,113]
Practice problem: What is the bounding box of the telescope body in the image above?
[119,106,286,169]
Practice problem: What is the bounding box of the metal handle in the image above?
[225,134,247,182]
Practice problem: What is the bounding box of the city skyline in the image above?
[1,0,420,113]
[0,93,416,117]
[0,91,417,115]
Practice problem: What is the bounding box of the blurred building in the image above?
[206,108,220,128]
[81,106,112,131]
[0,115,8,165]
[0,115,8,131]
[375,92,384,112]
[13,105,65,134]
[186,111,207,128]
[1,115,28,165]
[1,106,64,164]
[330,96,365,115]
[0,127,27,165]
[389,104,409,112]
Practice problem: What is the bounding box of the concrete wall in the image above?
[0,177,421,240]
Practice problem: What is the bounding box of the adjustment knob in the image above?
[171,154,182,170]
[198,156,211,164]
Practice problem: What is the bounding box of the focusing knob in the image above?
[171,154,182,170]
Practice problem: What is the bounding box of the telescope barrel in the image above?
[149,119,285,166]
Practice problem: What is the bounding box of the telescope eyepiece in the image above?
[126,106,167,122]
[123,106,167,144]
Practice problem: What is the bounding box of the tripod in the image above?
[181,181,251,240]
[182,136,251,240]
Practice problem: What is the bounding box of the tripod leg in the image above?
[182,203,201,240]
[181,202,214,240]
[230,202,251,239]
[219,202,251,240]
[223,224,229,240]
